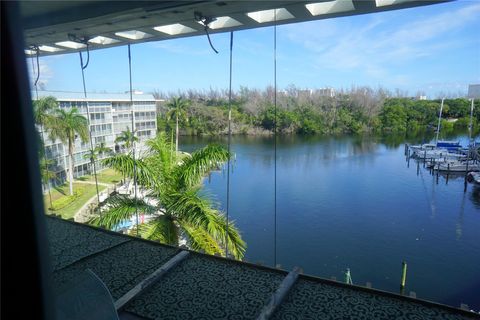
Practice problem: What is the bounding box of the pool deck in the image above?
[47,217,478,320]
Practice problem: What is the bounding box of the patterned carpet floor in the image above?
[46,217,478,320]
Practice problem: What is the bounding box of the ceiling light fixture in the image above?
[153,23,196,35]
[305,0,355,16]
[247,8,294,23]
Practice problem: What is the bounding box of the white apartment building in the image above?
[35,91,157,186]
[316,87,336,98]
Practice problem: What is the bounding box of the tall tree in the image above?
[39,157,56,186]
[95,142,113,157]
[83,142,113,177]
[166,97,188,153]
[33,96,58,207]
[48,108,89,195]
[115,127,139,189]
[115,127,138,151]
[91,133,246,260]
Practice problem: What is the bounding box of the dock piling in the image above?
[460,304,470,311]
[344,268,353,285]
[400,261,407,294]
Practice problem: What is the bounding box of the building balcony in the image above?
[47,217,476,320]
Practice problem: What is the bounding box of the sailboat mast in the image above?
[469,98,474,144]
[435,98,445,147]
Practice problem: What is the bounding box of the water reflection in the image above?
[470,186,480,209]
[183,132,480,309]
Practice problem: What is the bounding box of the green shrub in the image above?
[50,187,84,210]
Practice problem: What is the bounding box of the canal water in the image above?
[181,134,480,310]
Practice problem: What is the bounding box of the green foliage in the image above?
[50,188,84,210]
[453,117,478,131]
[47,107,89,195]
[440,119,454,133]
[39,157,56,184]
[48,108,89,145]
[33,96,58,126]
[115,127,138,149]
[380,104,407,132]
[91,133,246,260]
[154,91,476,137]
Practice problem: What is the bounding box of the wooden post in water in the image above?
[416,161,420,176]
[400,261,407,295]
[344,268,353,285]
[423,150,426,167]
[465,159,470,193]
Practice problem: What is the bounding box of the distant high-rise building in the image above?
[316,87,335,98]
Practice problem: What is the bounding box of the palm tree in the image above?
[115,127,138,152]
[33,96,57,207]
[38,150,57,210]
[83,142,113,169]
[95,142,113,157]
[90,132,246,260]
[39,157,57,187]
[33,96,57,126]
[166,97,188,153]
[48,108,89,196]
[115,127,139,187]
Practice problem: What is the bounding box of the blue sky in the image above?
[28,0,480,98]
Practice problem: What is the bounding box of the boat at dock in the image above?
[436,140,461,151]
[434,160,480,172]
[409,143,436,154]
[413,147,466,161]
[467,172,480,185]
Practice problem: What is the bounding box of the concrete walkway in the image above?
[73,180,121,223]
[75,180,110,187]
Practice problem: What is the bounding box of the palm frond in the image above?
[166,97,189,122]
[214,215,246,260]
[47,108,89,144]
[101,152,157,188]
[145,132,175,175]
[33,96,58,126]
[174,144,230,189]
[138,215,179,245]
[115,127,138,149]
[89,194,157,230]
[164,188,245,259]
[83,149,97,161]
[179,220,223,256]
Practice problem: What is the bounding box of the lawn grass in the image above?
[78,168,123,185]
[44,182,106,220]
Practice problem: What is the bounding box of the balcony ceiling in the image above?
[20,0,451,57]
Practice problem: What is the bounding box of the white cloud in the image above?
[150,41,211,56]
[27,57,53,89]
[281,2,480,84]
